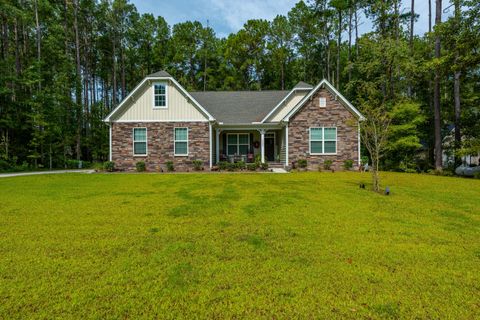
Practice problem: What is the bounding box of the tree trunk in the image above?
[433,0,442,170]
[408,0,415,97]
[453,0,461,166]
[121,47,126,99]
[73,0,82,161]
[337,9,342,89]
[354,2,359,57]
[348,5,352,82]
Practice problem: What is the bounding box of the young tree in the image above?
[433,0,442,170]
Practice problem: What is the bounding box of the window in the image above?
[133,128,147,156]
[227,133,249,155]
[319,97,327,108]
[153,83,167,108]
[310,127,337,154]
[174,127,188,156]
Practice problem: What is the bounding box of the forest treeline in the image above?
[0,0,479,171]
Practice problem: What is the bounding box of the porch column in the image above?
[215,128,222,163]
[259,129,266,163]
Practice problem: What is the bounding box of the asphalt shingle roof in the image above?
[190,90,290,123]
[147,70,172,77]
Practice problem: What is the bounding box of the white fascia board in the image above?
[104,76,215,122]
[283,79,366,122]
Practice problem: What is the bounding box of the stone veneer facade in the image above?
[111,122,210,171]
[288,88,359,170]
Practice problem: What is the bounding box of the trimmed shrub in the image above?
[260,162,269,170]
[361,156,369,166]
[192,160,203,171]
[323,160,333,170]
[103,161,115,172]
[343,159,354,170]
[474,172,480,179]
[297,159,307,169]
[227,163,237,171]
[136,161,146,172]
[236,161,246,170]
[247,163,257,171]
[218,161,229,170]
[166,161,174,172]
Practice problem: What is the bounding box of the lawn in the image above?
[0,172,479,319]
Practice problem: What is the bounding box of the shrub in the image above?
[0,159,11,171]
[323,160,333,170]
[65,159,80,169]
[218,161,229,170]
[103,161,115,172]
[236,161,246,170]
[260,162,269,170]
[343,159,354,170]
[192,160,203,171]
[166,161,174,172]
[297,159,307,169]
[474,172,480,179]
[92,162,104,172]
[247,163,257,171]
[227,163,237,171]
[361,156,369,166]
[405,168,417,174]
[136,161,146,172]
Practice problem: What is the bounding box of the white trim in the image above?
[260,88,311,123]
[226,132,250,156]
[152,82,168,109]
[113,119,209,123]
[133,127,148,156]
[104,76,214,122]
[174,127,189,156]
[209,122,212,168]
[109,124,112,161]
[283,79,365,122]
[309,127,337,155]
[285,125,289,166]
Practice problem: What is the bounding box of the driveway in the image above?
[0,169,95,178]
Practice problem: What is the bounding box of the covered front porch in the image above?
[213,124,287,166]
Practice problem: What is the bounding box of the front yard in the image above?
[0,172,479,319]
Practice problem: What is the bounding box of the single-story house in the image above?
[104,70,365,171]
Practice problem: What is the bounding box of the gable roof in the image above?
[190,90,289,124]
[283,79,365,121]
[147,70,172,77]
[104,71,214,122]
[293,81,313,89]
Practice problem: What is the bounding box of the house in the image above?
[104,70,365,171]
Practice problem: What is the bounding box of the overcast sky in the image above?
[131,0,454,38]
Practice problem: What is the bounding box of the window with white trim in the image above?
[319,97,326,108]
[310,127,337,154]
[174,127,188,156]
[153,83,167,108]
[133,128,147,155]
[227,133,249,155]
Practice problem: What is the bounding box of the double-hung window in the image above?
[310,127,337,154]
[174,127,188,156]
[227,133,249,155]
[153,83,167,108]
[133,128,147,156]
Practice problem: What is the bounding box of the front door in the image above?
[265,133,275,161]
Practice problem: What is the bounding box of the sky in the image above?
[131,0,454,38]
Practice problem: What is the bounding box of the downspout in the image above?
[285,123,289,167]
[109,122,112,162]
[357,121,361,167]
[209,122,212,169]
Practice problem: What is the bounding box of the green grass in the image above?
[0,172,479,319]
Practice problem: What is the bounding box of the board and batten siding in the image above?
[111,80,208,122]
[268,91,307,122]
